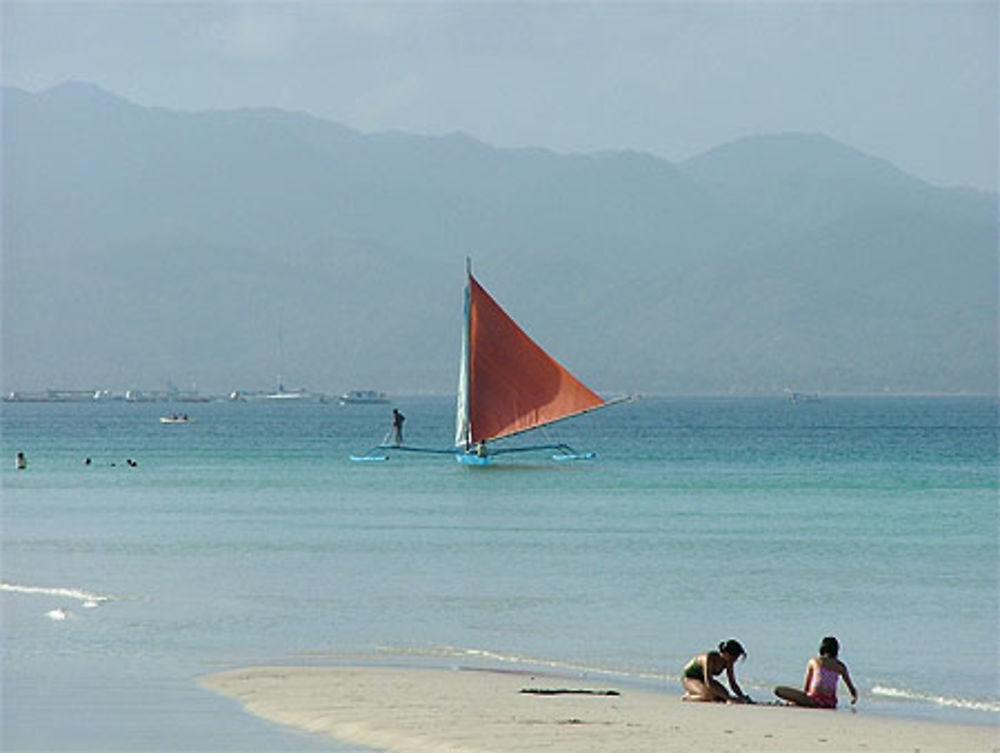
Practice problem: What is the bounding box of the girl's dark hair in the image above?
[718,639,746,660]
[819,636,840,657]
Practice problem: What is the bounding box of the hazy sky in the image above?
[3,1,997,191]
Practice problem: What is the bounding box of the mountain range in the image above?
[2,82,996,395]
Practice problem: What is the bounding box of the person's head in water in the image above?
[719,639,746,661]
[819,636,840,658]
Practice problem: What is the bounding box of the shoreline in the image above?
[201,664,999,753]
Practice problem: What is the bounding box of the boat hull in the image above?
[456,453,492,466]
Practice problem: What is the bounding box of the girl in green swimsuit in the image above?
[681,639,751,703]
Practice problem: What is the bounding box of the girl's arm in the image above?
[726,662,746,701]
[839,662,859,704]
[803,658,816,692]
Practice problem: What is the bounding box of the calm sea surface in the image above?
[2,396,997,751]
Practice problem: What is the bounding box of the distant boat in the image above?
[4,390,94,403]
[265,390,311,400]
[265,380,320,401]
[227,387,324,402]
[339,390,389,405]
[786,390,821,404]
[160,414,192,424]
[352,260,629,464]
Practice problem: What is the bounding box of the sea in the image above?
[2,395,997,751]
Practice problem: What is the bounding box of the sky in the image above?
[2,1,997,191]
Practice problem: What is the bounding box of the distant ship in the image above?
[228,386,326,403]
[4,389,209,403]
[339,390,389,405]
[786,389,821,404]
[266,388,313,400]
[264,376,322,402]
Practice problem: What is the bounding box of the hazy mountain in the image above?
[2,82,996,395]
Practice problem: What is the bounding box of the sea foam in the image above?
[872,685,1000,713]
[1,582,114,606]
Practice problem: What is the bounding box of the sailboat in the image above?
[351,260,628,465]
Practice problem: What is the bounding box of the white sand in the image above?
[201,665,999,753]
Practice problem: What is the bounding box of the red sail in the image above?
[466,276,605,444]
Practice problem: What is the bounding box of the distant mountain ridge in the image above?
[2,82,996,395]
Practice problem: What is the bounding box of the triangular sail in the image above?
[455,273,605,448]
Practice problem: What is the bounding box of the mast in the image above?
[276,322,286,394]
[454,258,472,449]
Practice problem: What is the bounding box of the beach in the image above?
[202,665,998,753]
[3,398,997,750]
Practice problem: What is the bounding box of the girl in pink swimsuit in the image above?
[774,636,858,709]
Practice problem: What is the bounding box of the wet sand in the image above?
[201,665,999,752]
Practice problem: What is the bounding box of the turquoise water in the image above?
[2,396,997,750]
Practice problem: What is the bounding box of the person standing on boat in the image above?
[391,408,405,446]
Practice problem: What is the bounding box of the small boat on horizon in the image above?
[786,390,821,404]
[160,414,193,424]
[339,390,390,405]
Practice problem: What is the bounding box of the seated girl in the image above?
[681,639,751,703]
[774,636,858,709]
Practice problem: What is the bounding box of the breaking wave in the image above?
[1,582,114,608]
[872,685,1000,713]
[376,644,673,683]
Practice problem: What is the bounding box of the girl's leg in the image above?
[683,677,732,702]
[774,686,818,707]
[682,677,721,701]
